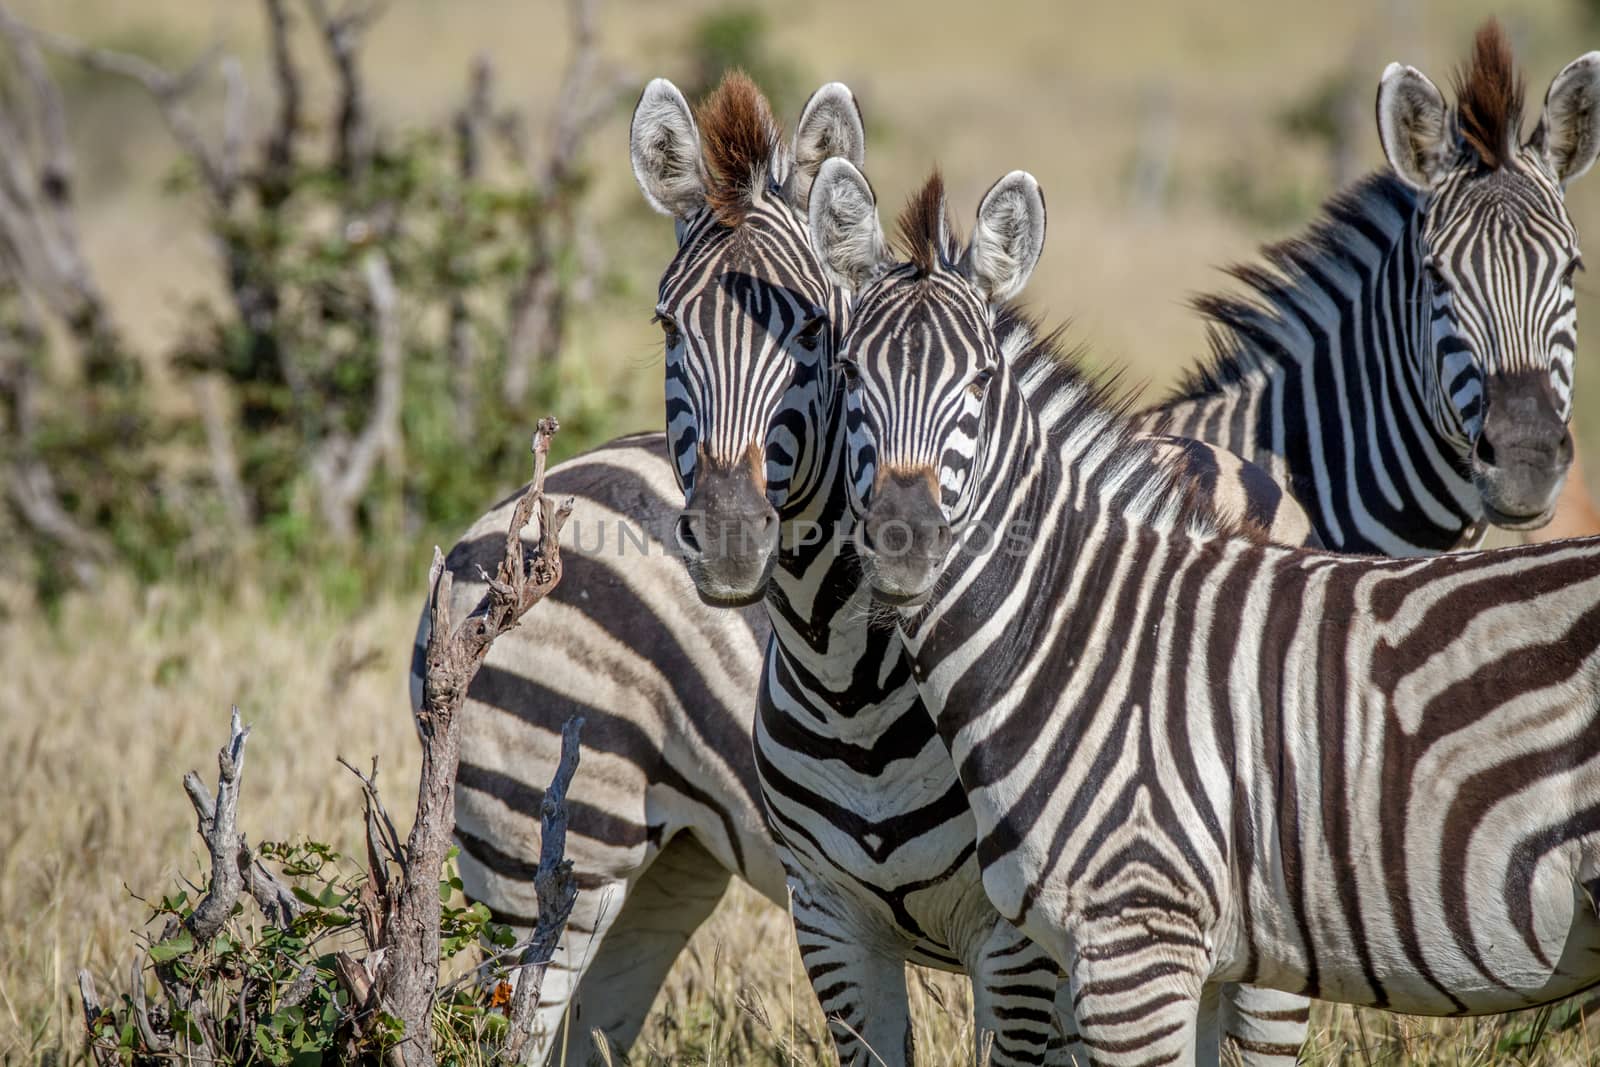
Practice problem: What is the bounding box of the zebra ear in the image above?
[1531,52,1600,185]
[808,157,887,291]
[631,78,706,220]
[789,82,866,209]
[961,170,1046,304]
[1376,62,1451,190]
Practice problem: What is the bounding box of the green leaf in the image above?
[316,884,349,908]
[148,929,194,963]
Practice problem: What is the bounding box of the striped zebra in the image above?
[814,158,1600,1067]
[1145,21,1594,556]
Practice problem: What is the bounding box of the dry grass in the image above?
[6,586,1600,1065]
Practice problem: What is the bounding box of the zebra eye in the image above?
[967,367,995,399]
[653,310,682,348]
[1423,259,1451,294]
[795,314,827,350]
[836,357,860,385]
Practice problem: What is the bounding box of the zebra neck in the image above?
[765,412,915,717]
[896,379,1070,757]
[1151,171,1486,557]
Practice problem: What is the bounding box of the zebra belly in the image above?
[1246,857,1600,1013]
[1313,883,1600,1013]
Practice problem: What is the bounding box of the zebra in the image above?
[1145,21,1597,556]
[636,67,1333,1065]
[812,157,1600,1066]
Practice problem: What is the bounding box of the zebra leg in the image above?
[790,890,914,1066]
[1194,983,1221,1067]
[568,834,734,1064]
[1216,985,1308,1066]
[1052,979,1086,1064]
[967,919,1078,1065]
[1068,923,1207,1067]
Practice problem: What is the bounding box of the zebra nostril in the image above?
[1476,433,1498,467]
[675,513,701,555]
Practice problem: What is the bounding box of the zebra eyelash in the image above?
[651,309,683,346]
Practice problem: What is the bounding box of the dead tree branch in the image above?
[379,417,575,1066]
[0,4,116,344]
[308,249,403,539]
[502,715,584,1063]
[9,9,232,207]
[76,972,119,1067]
[504,0,630,404]
[305,0,383,182]
[260,0,301,207]
[181,732,303,930]
[184,708,250,941]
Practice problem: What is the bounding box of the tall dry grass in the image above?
[7,583,1600,1064]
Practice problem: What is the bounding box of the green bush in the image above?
[86,842,518,1066]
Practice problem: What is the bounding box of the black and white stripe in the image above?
[832,165,1600,1067]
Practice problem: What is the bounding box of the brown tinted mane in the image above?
[695,70,782,227]
[1452,18,1525,169]
[895,170,950,274]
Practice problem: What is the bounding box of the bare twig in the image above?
[0,4,115,343]
[129,958,172,1054]
[0,274,109,576]
[379,418,575,1067]
[502,715,585,1063]
[8,8,231,205]
[337,753,402,952]
[503,0,630,403]
[305,0,383,181]
[219,55,248,199]
[260,0,301,207]
[186,708,250,941]
[77,971,119,1067]
[311,249,403,539]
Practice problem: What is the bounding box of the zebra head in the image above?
[631,73,865,605]
[1376,23,1600,529]
[810,162,1045,605]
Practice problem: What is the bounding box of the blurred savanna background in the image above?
[8,0,1600,1063]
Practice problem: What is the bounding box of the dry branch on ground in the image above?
[78,420,581,1066]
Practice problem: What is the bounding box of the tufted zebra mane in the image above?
[696,70,786,228]
[1455,18,1524,170]
[997,305,1244,540]
[895,170,959,274]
